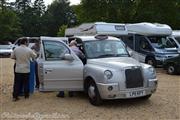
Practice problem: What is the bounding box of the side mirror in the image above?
[126,47,133,57]
[128,50,133,57]
[64,54,74,61]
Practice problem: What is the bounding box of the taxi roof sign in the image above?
[95,34,108,40]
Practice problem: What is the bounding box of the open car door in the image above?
[38,37,84,91]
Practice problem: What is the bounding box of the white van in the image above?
[122,23,179,67]
[11,37,68,49]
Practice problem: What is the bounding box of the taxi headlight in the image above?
[104,70,113,79]
[148,67,156,75]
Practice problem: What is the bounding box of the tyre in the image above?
[87,80,102,106]
[146,57,156,67]
[167,64,176,75]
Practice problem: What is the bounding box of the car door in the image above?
[39,38,84,91]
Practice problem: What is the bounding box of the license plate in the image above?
[126,90,145,97]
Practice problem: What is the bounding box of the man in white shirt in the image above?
[11,37,36,101]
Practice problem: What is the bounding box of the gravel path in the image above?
[0,58,179,120]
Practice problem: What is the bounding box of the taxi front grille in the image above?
[125,68,144,88]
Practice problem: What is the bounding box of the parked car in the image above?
[37,35,158,106]
[10,37,40,49]
[10,37,68,49]
[163,55,180,75]
[0,41,13,56]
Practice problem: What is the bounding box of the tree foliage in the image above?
[134,0,180,29]
[77,0,137,23]
[57,24,67,37]
[75,0,180,29]
[0,0,22,41]
[42,0,74,36]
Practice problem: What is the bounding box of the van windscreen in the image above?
[175,37,180,44]
[148,36,176,49]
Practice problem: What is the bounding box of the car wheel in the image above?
[146,57,156,67]
[167,64,176,75]
[141,94,152,100]
[87,80,102,106]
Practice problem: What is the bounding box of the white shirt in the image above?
[11,45,37,73]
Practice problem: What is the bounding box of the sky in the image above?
[8,0,81,5]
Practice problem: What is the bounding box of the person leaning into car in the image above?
[11,37,36,101]
[31,40,40,89]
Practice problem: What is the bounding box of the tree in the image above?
[0,0,6,12]
[57,24,67,37]
[14,0,31,13]
[76,0,180,29]
[14,0,47,36]
[14,0,33,36]
[80,0,109,22]
[42,0,73,36]
[134,0,180,29]
[79,0,135,23]
[32,0,46,36]
[0,9,22,41]
[71,4,83,24]
[33,0,46,16]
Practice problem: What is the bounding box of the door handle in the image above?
[45,69,53,71]
[45,69,53,73]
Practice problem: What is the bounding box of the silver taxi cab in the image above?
[38,36,158,106]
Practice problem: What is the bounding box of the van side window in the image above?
[139,38,152,51]
[43,41,70,61]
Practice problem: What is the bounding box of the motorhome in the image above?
[123,23,179,67]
